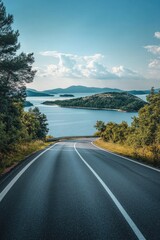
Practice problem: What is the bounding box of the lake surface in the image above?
[26,93,146,137]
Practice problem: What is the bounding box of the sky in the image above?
[3,0,160,90]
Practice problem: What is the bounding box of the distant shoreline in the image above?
[42,103,128,112]
[59,105,127,112]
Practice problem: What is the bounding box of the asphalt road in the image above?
[0,139,160,240]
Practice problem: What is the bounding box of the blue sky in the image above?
[3,0,160,90]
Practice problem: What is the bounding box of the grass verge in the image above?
[94,138,159,167]
[0,140,52,175]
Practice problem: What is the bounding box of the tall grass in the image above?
[0,140,51,175]
[94,139,159,167]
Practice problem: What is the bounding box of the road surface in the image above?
[0,139,160,240]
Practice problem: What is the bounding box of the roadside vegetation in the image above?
[0,1,49,174]
[94,88,160,167]
[0,140,51,175]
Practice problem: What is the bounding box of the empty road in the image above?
[0,139,160,240]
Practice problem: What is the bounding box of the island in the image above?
[42,92,147,112]
[59,94,75,97]
[24,101,33,107]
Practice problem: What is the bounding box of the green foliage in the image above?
[23,107,49,140]
[0,1,49,166]
[95,89,160,165]
[128,89,160,162]
[0,119,7,153]
[101,121,129,144]
[94,121,106,135]
[31,108,49,139]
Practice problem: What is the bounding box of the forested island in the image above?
[42,92,147,112]
[59,94,75,97]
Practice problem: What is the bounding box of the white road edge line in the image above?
[0,143,59,202]
[91,142,160,173]
[74,142,146,240]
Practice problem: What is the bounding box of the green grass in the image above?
[0,140,52,175]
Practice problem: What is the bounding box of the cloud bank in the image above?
[38,51,141,80]
[148,58,160,69]
[144,45,160,55]
[145,31,160,78]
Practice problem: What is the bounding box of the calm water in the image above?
[26,93,146,137]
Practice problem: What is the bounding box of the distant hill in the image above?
[43,85,122,94]
[42,92,147,112]
[27,86,160,96]
[26,89,53,97]
[128,89,160,95]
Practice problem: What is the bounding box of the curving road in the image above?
[0,139,160,240]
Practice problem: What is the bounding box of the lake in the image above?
[26,93,147,137]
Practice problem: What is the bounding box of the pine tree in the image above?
[0,0,36,152]
[0,0,35,100]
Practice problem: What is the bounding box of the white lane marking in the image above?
[74,142,146,240]
[91,142,160,173]
[0,143,59,202]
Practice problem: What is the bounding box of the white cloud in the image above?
[147,58,160,80]
[154,32,160,39]
[148,58,160,69]
[144,33,160,80]
[144,45,160,55]
[39,51,142,80]
[40,51,113,79]
[112,66,141,79]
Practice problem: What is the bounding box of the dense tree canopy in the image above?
[22,108,49,140]
[127,89,160,145]
[0,1,48,162]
